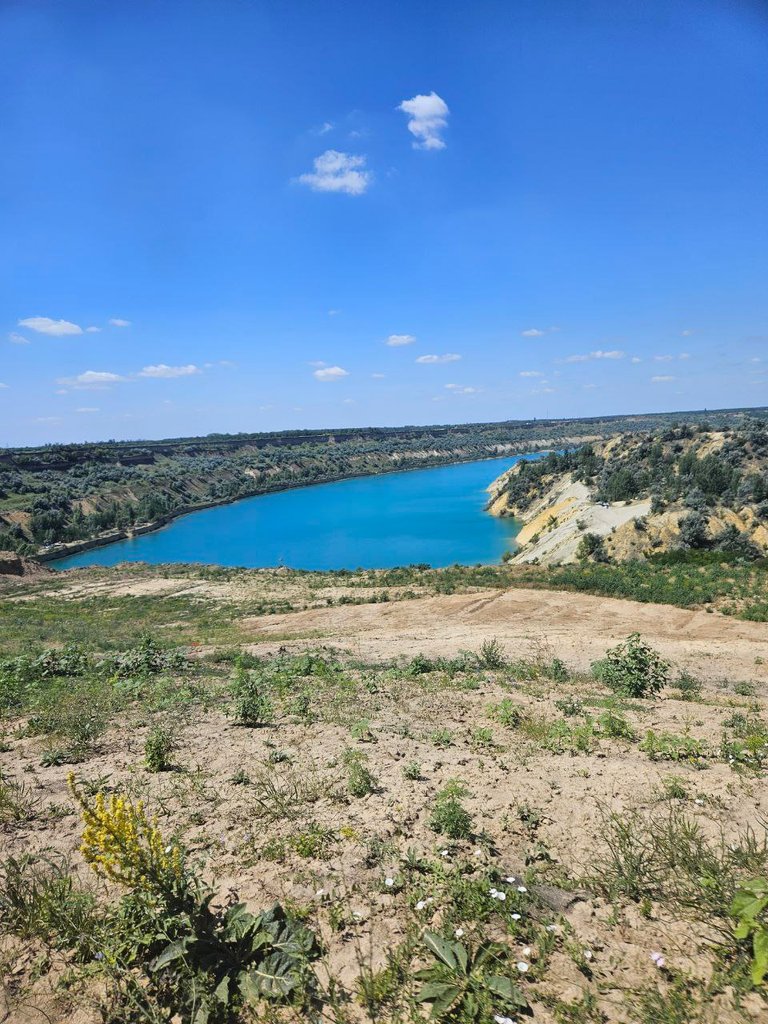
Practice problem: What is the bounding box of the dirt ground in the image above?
[246,588,768,690]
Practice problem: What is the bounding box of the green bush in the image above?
[144,725,177,772]
[429,782,474,840]
[229,663,273,726]
[343,748,377,797]
[596,633,670,698]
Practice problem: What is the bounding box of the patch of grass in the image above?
[429,781,474,840]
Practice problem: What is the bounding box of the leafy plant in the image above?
[415,931,528,1021]
[403,759,422,780]
[595,633,671,698]
[430,782,474,840]
[731,878,768,986]
[477,638,505,669]
[229,662,272,726]
[144,724,177,772]
[343,748,377,797]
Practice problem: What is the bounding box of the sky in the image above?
[1,0,767,447]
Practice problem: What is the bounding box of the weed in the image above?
[229,661,273,726]
[143,724,176,772]
[594,633,670,698]
[478,637,506,669]
[554,695,585,717]
[431,728,455,748]
[488,698,523,728]
[430,782,474,840]
[403,760,423,781]
[343,748,377,797]
[640,729,708,766]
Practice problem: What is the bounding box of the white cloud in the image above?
[298,150,372,195]
[8,332,29,345]
[651,375,676,383]
[86,326,101,333]
[631,356,642,364]
[519,370,542,378]
[681,329,694,336]
[385,333,416,347]
[521,328,545,338]
[35,416,61,423]
[308,360,327,367]
[109,318,131,327]
[139,364,201,378]
[654,354,674,362]
[371,372,386,379]
[398,92,449,150]
[678,352,690,360]
[19,316,82,336]
[56,370,126,391]
[416,353,461,364]
[313,365,349,381]
[445,384,480,394]
[328,309,340,316]
[76,407,99,413]
[316,121,334,135]
[566,350,625,362]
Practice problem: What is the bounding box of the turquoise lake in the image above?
[52,455,536,571]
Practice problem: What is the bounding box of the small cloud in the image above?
[8,332,29,345]
[298,150,372,195]
[654,354,674,362]
[678,352,690,360]
[397,91,449,150]
[35,416,61,423]
[416,353,461,364]
[631,356,642,364]
[681,329,694,336]
[583,383,599,390]
[59,370,127,389]
[521,328,545,338]
[139,364,201,378]
[85,326,101,333]
[316,121,334,135]
[566,350,625,363]
[19,316,82,336]
[519,370,542,378]
[533,386,556,394]
[76,406,99,413]
[109,318,131,327]
[313,365,349,381]
[445,384,480,394]
[385,333,416,347]
[651,375,676,383]
[371,372,386,379]
[342,398,356,404]
[328,309,340,316]
[308,360,327,367]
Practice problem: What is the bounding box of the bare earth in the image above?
[247,589,768,690]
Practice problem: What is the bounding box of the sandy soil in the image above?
[246,588,768,689]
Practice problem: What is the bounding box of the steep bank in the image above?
[489,422,768,565]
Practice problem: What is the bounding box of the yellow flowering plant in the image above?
[67,773,185,896]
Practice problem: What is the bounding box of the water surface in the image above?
[53,455,535,571]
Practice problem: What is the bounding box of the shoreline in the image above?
[41,446,550,566]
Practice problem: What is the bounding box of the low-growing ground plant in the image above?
[229,661,273,726]
[343,747,377,797]
[640,729,708,766]
[478,637,505,669]
[403,759,422,780]
[731,878,768,986]
[594,633,671,698]
[143,724,177,772]
[430,781,474,840]
[488,697,523,728]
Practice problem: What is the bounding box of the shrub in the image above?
[478,637,505,669]
[229,662,272,726]
[488,697,523,728]
[343,748,377,797]
[403,760,422,780]
[596,633,670,698]
[731,878,768,986]
[144,725,176,772]
[577,533,607,562]
[430,781,474,840]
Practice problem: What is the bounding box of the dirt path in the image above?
[247,587,768,685]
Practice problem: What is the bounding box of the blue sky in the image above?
[1,0,767,446]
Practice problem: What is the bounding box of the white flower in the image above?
[474,849,482,857]
[545,923,556,931]
[416,900,427,910]
[517,885,527,893]
[650,951,665,968]
[455,928,464,938]
[494,1016,515,1024]
[522,946,532,958]
[504,875,516,883]
[694,798,704,806]
[315,889,325,898]
[511,913,522,921]
[384,877,395,887]
[441,849,450,857]
[584,949,593,960]
[516,961,530,973]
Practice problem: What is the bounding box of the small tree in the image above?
[597,633,670,698]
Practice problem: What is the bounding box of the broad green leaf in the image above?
[752,929,768,986]
[240,952,301,1001]
[487,975,529,1009]
[213,974,231,1004]
[423,931,459,970]
[152,938,190,971]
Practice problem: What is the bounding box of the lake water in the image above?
[52,455,535,571]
